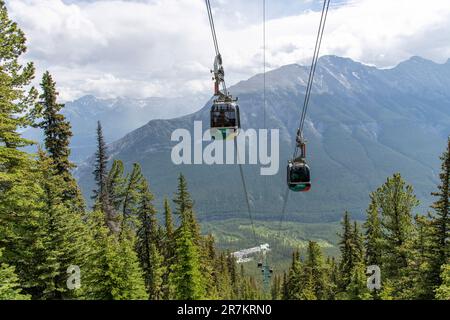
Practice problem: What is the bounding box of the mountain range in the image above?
[75,55,450,223]
[23,94,207,162]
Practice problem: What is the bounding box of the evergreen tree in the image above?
[169,224,204,300]
[92,121,108,203]
[271,274,282,300]
[364,195,383,267]
[162,197,175,299]
[202,235,218,299]
[227,253,240,299]
[36,72,72,175]
[121,163,144,224]
[302,241,329,300]
[35,72,84,210]
[345,261,372,300]
[0,249,30,300]
[82,211,147,300]
[92,121,119,233]
[31,151,90,300]
[136,179,164,299]
[216,252,232,299]
[285,251,302,299]
[164,197,175,239]
[173,174,200,241]
[373,173,419,296]
[326,257,339,299]
[106,159,126,211]
[0,0,36,153]
[427,138,450,295]
[0,2,41,296]
[338,212,355,290]
[435,264,450,300]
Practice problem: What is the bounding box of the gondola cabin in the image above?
[210,100,240,138]
[287,161,311,192]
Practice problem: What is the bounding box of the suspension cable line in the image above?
[296,0,331,157]
[205,0,258,248]
[278,0,331,243]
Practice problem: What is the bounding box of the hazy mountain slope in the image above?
[77,55,450,222]
[22,95,208,162]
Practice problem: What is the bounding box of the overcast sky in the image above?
[7,0,450,101]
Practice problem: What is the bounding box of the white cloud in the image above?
[7,0,450,101]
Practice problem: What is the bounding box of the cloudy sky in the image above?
[7,0,450,101]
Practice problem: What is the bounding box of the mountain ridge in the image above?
[76,55,450,222]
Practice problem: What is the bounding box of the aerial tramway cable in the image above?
[205,0,258,248]
[277,0,331,240]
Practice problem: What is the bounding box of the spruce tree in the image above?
[428,138,450,295]
[340,223,370,300]
[285,251,302,299]
[0,249,30,300]
[271,274,282,300]
[302,241,329,300]
[364,195,383,267]
[162,197,175,299]
[35,72,84,210]
[121,163,144,224]
[164,197,174,239]
[136,179,164,299]
[82,211,147,300]
[373,173,419,296]
[36,72,73,175]
[92,121,108,203]
[169,224,204,300]
[203,235,218,299]
[0,0,36,154]
[227,253,239,299]
[173,174,200,241]
[0,2,41,291]
[338,212,355,290]
[106,159,126,211]
[435,264,450,300]
[32,151,90,300]
[92,121,119,233]
[216,252,232,299]
[345,261,372,300]
[326,256,339,299]
[405,215,432,299]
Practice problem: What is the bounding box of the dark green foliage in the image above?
[121,163,144,223]
[427,138,450,295]
[82,211,147,300]
[0,249,30,300]
[136,179,164,299]
[34,72,84,210]
[435,264,450,299]
[173,174,199,240]
[374,173,419,297]
[92,121,108,203]
[36,72,73,175]
[364,195,382,266]
[338,212,356,290]
[106,159,126,211]
[30,151,89,300]
[169,224,204,300]
[92,121,120,233]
